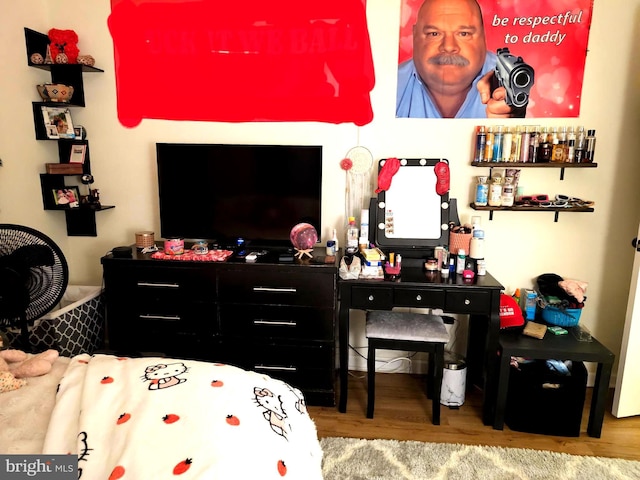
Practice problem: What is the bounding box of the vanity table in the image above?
[338,268,504,426]
[340,157,505,424]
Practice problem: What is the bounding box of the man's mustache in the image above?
[428,54,470,67]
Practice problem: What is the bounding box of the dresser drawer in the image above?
[393,288,445,308]
[105,264,217,302]
[350,286,393,310]
[220,341,334,391]
[445,290,491,314]
[219,304,334,340]
[219,269,335,307]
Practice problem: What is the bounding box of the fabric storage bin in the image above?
[6,285,105,356]
[505,359,587,436]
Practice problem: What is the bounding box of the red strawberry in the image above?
[101,376,114,384]
[173,458,192,475]
[78,360,89,364]
[277,460,287,476]
[109,465,125,480]
[117,413,131,424]
[211,380,223,387]
[163,414,180,424]
[225,415,240,426]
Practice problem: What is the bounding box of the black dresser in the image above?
[101,246,337,406]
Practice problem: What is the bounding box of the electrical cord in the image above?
[348,344,417,376]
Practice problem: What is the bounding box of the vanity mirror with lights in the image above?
[368,158,459,261]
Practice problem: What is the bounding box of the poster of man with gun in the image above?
[396,0,593,119]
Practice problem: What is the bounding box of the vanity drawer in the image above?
[219,304,334,340]
[445,290,491,314]
[393,288,445,308]
[350,286,393,310]
[219,269,335,307]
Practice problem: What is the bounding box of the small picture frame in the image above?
[42,106,75,139]
[52,187,80,208]
[74,125,85,139]
[69,144,87,164]
[46,124,59,140]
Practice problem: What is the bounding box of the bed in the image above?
[0,353,323,479]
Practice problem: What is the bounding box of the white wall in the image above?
[2,1,640,378]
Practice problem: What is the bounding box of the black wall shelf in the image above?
[26,27,113,236]
[472,161,597,180]
[471,203,594,222]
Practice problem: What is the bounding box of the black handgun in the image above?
[493,47,535,109]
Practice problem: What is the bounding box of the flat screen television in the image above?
[156,143,322,248]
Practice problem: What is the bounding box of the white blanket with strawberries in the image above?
[42,354,323,479]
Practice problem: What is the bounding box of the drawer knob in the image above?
[416,295,422,301]
[465,299,471,305]
[368,295,374,301]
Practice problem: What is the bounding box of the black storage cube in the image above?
[505,359,587,436]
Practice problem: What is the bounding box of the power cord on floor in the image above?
[348,344,417,377]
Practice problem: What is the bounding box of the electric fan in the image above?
[0,224,69,352]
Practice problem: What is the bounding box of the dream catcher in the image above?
[340,146,374,224]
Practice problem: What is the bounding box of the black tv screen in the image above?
[156,143,322,248]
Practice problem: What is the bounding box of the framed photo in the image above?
[52,187,80,208]
[42,106,75,139]
[74,125,85,139]
[45,124,59,140]
[69,144,87,164]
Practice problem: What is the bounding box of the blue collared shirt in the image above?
[396,51,497,118]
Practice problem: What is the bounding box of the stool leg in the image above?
[432,344,444,425]
[367,342,376,419]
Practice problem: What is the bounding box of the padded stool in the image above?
[366,311,449,425]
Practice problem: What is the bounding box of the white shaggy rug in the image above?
[320,437,640,480]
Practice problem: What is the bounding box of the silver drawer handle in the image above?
[139,314,181,321]
[253,286,297,293]
[368,295,374,301]
[255,365,297,372]
[416,295,422,301]
[254,320,296,326]
[137,282,179,288]
[465,299,471,305]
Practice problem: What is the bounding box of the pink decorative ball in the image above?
[290,223,318,250]
[55,53,68,64]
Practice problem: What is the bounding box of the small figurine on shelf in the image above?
[88,189,101,208]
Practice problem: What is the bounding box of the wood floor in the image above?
[307,372,640,462]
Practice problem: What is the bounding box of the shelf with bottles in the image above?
[471,161,597,180]
[472,125,597,180]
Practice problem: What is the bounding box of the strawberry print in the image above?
[101,376,114,384]
[163,414,180,424]
[109,465,125,480]
[225,415,240,426]
[117,413,131,424]
[173,458,192,475]
[211,379,223,387]
[277,460,287,476]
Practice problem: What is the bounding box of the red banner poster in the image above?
[397,0,594,118]
[108,0,374,127]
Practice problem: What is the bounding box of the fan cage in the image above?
[0,224,69,327]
